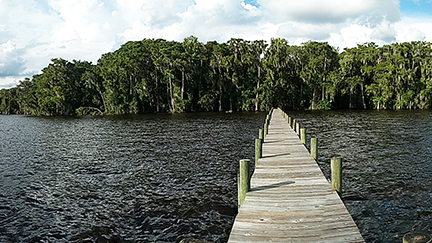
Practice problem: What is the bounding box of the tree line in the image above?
[1,36,432,115]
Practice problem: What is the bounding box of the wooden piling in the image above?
[331,157,342,194]
[403,232,432,243]
[296,122,300,136]
[258,129,264,155]
[259,129,264,140]
[238,159,250,207]
[266,115,271,134]
[288,117,292,128]
[311,138,318,160]
[292,119,296,131]
[300,128,306,144]
[255,139,262,165]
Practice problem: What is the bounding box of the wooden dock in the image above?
[228,108,364,242]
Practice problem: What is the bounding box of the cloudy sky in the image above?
[1,0,432,89]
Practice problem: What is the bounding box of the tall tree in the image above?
[300,41,339,110]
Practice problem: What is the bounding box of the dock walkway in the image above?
[228,108,364,242]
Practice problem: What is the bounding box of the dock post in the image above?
[255,139,262,165]
[331,158,342,194]
[229,109,365,242]
[300,128,306,144]
[311,138,318,160]
[288,117,292,128]
[403,232,431,243]
[296,123,300,136]
[259,129,264,140]
[238,159,250,207]
[292,119,296,131]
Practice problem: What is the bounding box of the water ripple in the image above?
[290,109,432,243]
[0,112,265,242]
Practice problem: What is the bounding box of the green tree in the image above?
[262,38,292,110]
[0,88,19,114]
[300,41,339,110]
[29,58,85,115]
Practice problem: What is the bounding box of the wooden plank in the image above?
[228,108,364,242]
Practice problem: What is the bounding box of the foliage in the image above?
[2,38,432,115]
[314,100,332,110]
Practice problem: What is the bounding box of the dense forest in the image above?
[1,36,432,115]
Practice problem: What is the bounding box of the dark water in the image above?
[0,112,265,242]
[2,110,431,243]
[289,110,432,243]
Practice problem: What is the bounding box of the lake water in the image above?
[0,110,431,242]
[290,110,432,243]
[0,112,265,242]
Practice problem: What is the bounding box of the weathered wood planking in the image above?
[228,108,364,243]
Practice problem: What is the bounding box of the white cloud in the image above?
[328,24,373,49]
[242,1,258,11]
[277,22,339,40]
[395,16,432,42]
[0,76,24,89]
[47,0,123,55]
[117,0,265,44]
[1,0,432,89]
[0,41,26,77]
[258,0,400,24]
[115,0,183,28]
[371,20,397,42]
[403,28,426,41]
[0,0,61,78]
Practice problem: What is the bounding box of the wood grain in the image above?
[228,109,364,243]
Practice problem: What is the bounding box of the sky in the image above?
[1,0,432,89]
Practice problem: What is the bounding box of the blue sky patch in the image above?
[244,0,260,7]
[400,0,432,16]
